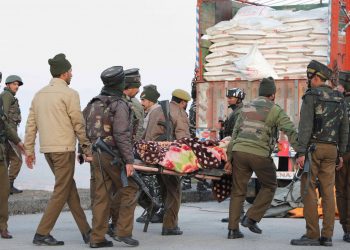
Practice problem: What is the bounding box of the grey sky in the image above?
[0,0,197,135]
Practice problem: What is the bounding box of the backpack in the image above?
[83,95,120,146]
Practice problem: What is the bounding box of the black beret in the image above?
[307,60,332,81]
[101,66,125,86]
[124,68,141,89]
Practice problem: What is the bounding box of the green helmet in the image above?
[5,75,23,86]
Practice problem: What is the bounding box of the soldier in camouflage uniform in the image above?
[108,68,144,235]
[0,75,23,194]
[291,61,349,247]
[226,77,299,240]
[84,66,139,248]
[0,72,24,239]
[335,71,350,243]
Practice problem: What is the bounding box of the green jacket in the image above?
[297,85,349,155]
[0,99,21,161]
[228,96,298,159]
[0,87,21,129]
[123,95,144,142]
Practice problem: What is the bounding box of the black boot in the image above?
[82,229,91,244]
[228,229,244,239]
[90,239,113,248]
[196,181,207,192]
[113,236,139,246]
[241,215,262,234]
[290,235,320,246]
[319,236,332,246]
[33,233,64,246]
[10,181,23,195]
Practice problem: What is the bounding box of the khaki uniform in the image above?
[297,85,349,239]
[24,78,92,236]
[0,109,21,231]
[144,101,190,229]
[228,96,298,230]
[0,88,22,182]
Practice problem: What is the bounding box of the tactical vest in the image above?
[83,95,121,147]
[236,97,277,153]
[223,103,242,137]
[307,88,345,144]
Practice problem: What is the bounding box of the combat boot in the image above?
[10,181,23,194]
[290,235,320,246]
[113,236,139,246]
[241,215,262,234]
[0,229,13,239]
[33,233,64,246]
[227,229,244,239]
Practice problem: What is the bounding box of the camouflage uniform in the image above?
[0,87,22,188]
[297,85,348,240]
[0,100,21,234]
[228,96,298,232]
[336,93,350,240]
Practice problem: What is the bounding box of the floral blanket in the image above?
[134,137,227,174]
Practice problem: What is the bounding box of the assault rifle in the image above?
[157,100,174,141]
[93,137,160,232]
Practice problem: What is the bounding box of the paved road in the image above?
[1,201,348,250]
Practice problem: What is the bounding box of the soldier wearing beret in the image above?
[143,88,191,235]
[291,61,349,246]
[335,71,350,243]
[84,66,139,247]
[0,75,24,194]
[0,72,25,239]
[226,77,299,240]
[24,53,92,246]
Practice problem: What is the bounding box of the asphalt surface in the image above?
[1,201,349,250]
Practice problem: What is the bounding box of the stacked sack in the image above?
[203,5,331,81]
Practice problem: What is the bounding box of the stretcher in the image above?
[133,160,225,180]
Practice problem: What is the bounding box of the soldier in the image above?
[0,75,24,194]
[108,68,144,236]
[226,77,299,239]
[221,87,245,223]
[0,71,25,239]
[24,53,92,246]
[222,88,245,138]
[84,66,139,248]
[291,61,349,246]
[136,85,164,224]
[144,89,191,235]
[336,70,350,243]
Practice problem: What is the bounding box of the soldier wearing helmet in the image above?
[291,60,349,246]
[222,88,245,138]
[0,75,24,194]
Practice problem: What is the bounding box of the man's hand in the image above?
[336,156,344,171]
[25,154,36,169]
[83,154,93,162]
[126,164,135,177]
[224,161,232,174]
[296,155,305,169]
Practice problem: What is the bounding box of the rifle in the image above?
[157,100,174,141]
[93,137,160,232]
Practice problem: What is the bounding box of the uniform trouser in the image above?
[7,143,22,182]
[91,152,138,243]
[228,151,277,230]
[158,174,181,229]
[0,160,10,230]
[335,151,350,233]
[301,143,337,239]
[36,152,90,236]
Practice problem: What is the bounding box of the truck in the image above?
[194,0,350,202]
